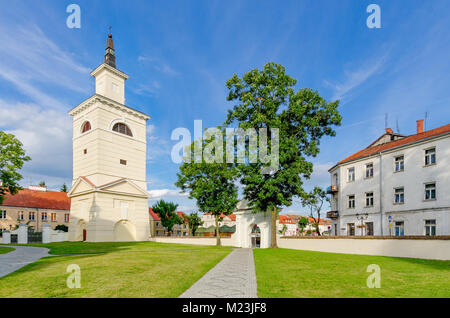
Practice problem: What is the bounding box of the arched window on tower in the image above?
[112,123,133,137]
[81,121,91,133]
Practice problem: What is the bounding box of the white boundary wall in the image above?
[150,236,449,260]
[278,238,450,260]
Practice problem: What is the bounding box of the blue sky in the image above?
[0,0,449,214]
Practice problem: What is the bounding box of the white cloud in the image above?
[138,56,179,76]
[324,54,388,102]
[148,189,189,199]
[0,100,72,189]
[0,24,90,107]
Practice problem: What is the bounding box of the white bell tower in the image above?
[67,32,150,242]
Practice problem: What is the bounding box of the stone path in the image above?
[0,246,52,278]
[179,248,257,298]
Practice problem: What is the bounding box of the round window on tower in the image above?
[81,121,91,133]
[112,123,133,137]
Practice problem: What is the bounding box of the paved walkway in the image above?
[0,246,52,278]
[179,248,257,298]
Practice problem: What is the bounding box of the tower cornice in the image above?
[69,93,150,120]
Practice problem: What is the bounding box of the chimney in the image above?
[416,119,424,134]
[385,128,393,134]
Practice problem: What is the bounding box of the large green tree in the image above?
[225,62,341,248]
[0,131,31,204]
[301,187,329,236]
[186,212,203,236]
[176,139,239,246]
[151,200,183,236]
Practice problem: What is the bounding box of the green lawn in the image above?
[254,248,450,298]
[0,246,14,254]
[0,241,232,298]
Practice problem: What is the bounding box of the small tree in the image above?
[60,183,68,192]
[152,200,183,236]
[298,216,309,236]
[0,131,31,204]
[38,181,46,187]
[186,212,203,236]
[55,224,68,232]
[176,138,239,246]
[301,187,329,236]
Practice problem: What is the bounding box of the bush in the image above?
[55,224,68,232]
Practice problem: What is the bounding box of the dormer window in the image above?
[113,123,133,137]
[81,121,91,133]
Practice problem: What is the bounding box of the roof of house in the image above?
[148,208,160,221]
[278,215,296,224]
[149,209,188,222]
[204,212,236,221]
[1,189,71,210]
[336,124,450,166]
[284,214,331,225]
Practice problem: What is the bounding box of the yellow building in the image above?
[67,33,150,242]
[0,186,70,232]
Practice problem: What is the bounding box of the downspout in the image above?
[379,153,383,236]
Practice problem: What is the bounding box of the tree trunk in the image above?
[270,206,278,248]
[215,215,221,246]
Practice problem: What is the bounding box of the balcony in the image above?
[326,185,339,194]
[326,211,339,219]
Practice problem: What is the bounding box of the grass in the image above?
[254,248,450,298]
[0,246,14,254]
[0,241,232,298]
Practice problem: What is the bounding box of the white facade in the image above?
[328,124,450,236]
[201,213,236,228]
[67,35,150,242]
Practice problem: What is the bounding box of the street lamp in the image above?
[356,213,368,236]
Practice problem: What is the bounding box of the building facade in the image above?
[149,209,189,236]
[67,33,150,242]
[328,120,450,236]
[0,187,70,232]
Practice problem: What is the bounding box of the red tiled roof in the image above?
[279,215,295,224]
[338,124,450,165]
[149,208,160,221]
[205,212,236,221]
[149,209,188,222]
[283,214,331,225]
[1,189,70,210]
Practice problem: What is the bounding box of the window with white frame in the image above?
[425,220,436,236]
[348,167,355,182]
[394,221,404,236]
[348,195,355,209]
[64,214,70,223]
[365,163,374,178]
[0,210,6,219]
[18,211,24,220]
[395,155,404,172]
[29,212,35,221]
[394,187,404,204]
[41,212,48,221]
[366,192,374,207]
[425,148,436,166]
[424,183,436,200]
[51,213,57,222]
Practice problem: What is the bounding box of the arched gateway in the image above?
[231,200,271,249]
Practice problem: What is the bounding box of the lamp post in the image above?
[356,213,368,236]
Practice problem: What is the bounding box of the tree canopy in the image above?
[175,138,239,246]
[225,62,341,247]
[0,131,31,204]
[151,200,183,236]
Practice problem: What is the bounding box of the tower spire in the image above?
[104,29,116,68]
